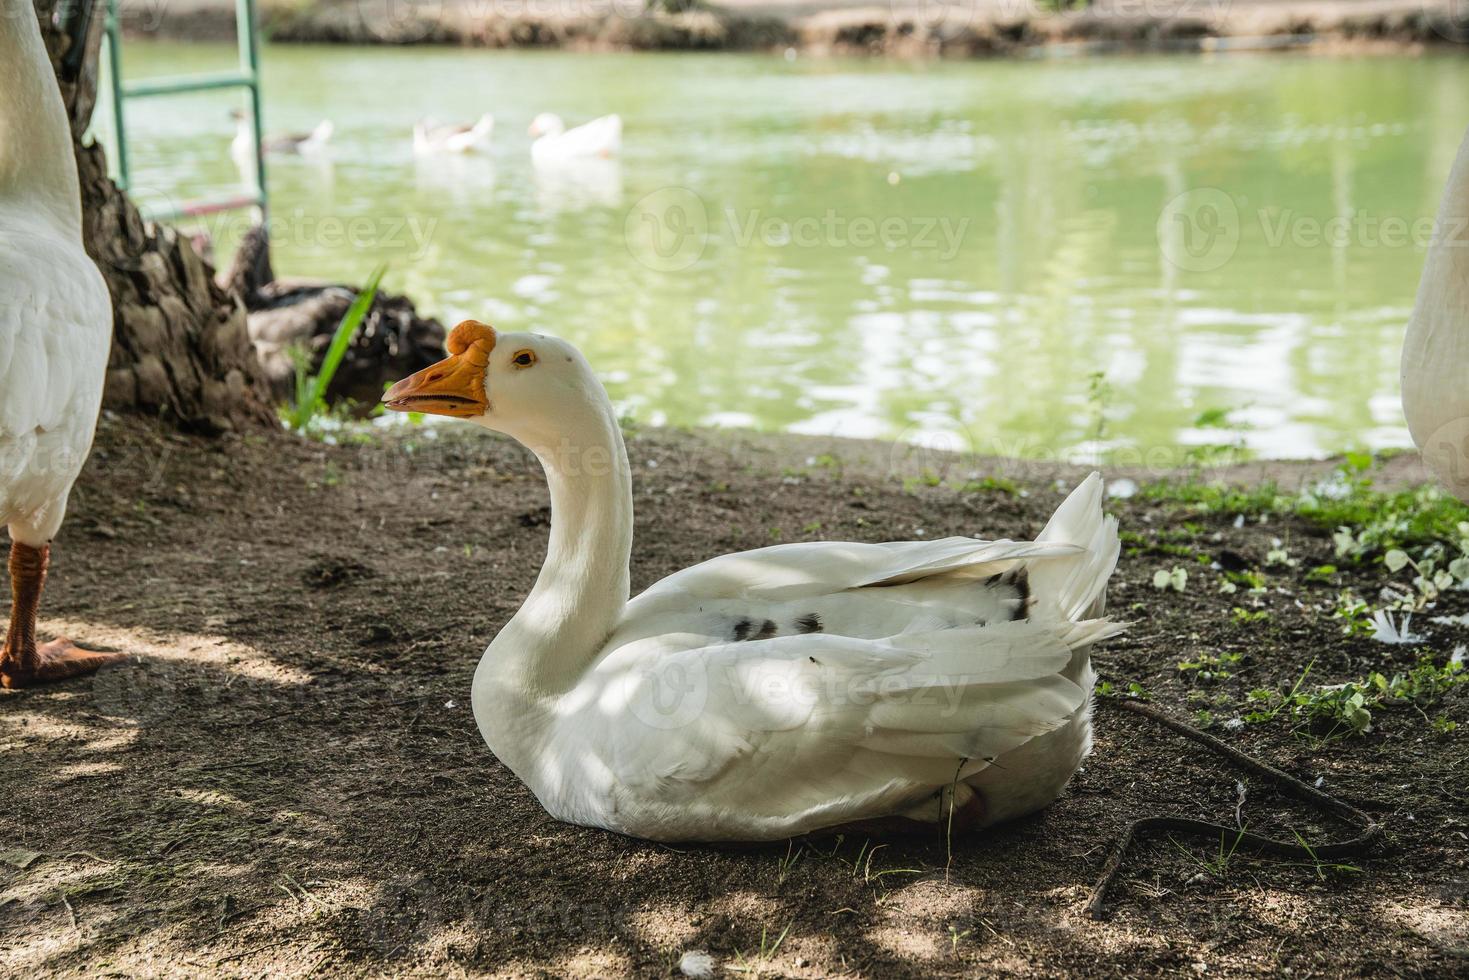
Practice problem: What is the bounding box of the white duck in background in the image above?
[414,114,495,156]
[529,112,621,167]
[0,6,125,688]
[231,110,334,169]
[383,320,1122,842]
[1403,125,1469,499]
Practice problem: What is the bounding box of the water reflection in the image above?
[533,158,623,214]
[110,46,1469,458]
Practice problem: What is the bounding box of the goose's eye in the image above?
[512,350,537,368]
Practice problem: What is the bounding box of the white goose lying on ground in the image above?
[1402,125,1469,499]
[0,5,125,688]
[529,112,621,166]
[414,114,495,156]
[383,321,1123,842]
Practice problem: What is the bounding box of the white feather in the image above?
[435,332,1125,843]
[530,113,622,167]
[1403,125,1469,500]
[0,9,110,547]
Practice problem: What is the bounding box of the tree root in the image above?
[1087,698,1383,921]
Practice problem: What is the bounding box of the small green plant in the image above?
[1232,607,1270,625]
[1137,479,1283,517]
[1373,655,1468,708]
[1141,455,1469,560]
[1096,679,1149,699]
[1332,592,1374,636]
[956,475,1018,495]
[775,841,803,885]
[1085,370,1112,447]
[1383,548,1469,611]
[1153,566,1188,592]
[1243,662,1316,727]
[1183,406,1254,468]
[902,469,945,492]
[1126,535,1198,560]
[1244,655,1465,738]
[809,453,842,473]
[839,840,923,887]
[281,263,387,435]
[1173,828,1246,878]
[1177,651,1242,684]
[1265,543,1297,568]
[1308,460,1469,561]
[1285,829,1363,880]
[730,922,792,976]
[1224,569,1267,591]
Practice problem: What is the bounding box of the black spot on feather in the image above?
[732,617,779,642]
[985,567,1032,621]
[1009,568,1031,620]
[795,613,823,634]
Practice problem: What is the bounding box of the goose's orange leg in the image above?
[0,542,124,689]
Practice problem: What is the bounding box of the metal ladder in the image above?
[102,0,268,221]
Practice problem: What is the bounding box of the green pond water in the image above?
[105,44,1469,460]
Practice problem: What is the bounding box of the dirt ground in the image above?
[1,415,1466,978]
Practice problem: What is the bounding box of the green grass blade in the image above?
[307,262,387,416]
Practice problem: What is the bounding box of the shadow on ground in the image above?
[1,417,1464,976]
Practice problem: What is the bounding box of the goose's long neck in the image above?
[0,4,83,233]
[473,394,633,730]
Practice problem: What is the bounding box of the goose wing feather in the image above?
[0,227,108,440]
[634,536,1081,605]
[559,617,1115,840]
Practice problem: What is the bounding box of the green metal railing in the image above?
[103,0,268,221]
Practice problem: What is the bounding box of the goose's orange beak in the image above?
[382,319,496,418]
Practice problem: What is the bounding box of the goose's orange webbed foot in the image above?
[1,638,127,689]
[2,541,129,689]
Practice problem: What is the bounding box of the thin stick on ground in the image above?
[1086,698,1384,921]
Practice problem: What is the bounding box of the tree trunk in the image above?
[35,0,274,433]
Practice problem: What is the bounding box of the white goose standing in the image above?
[383,320,1122,841]
[0,4,123,688]
[1403,125,1469,498]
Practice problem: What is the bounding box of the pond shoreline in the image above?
[123,0,1469,57]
